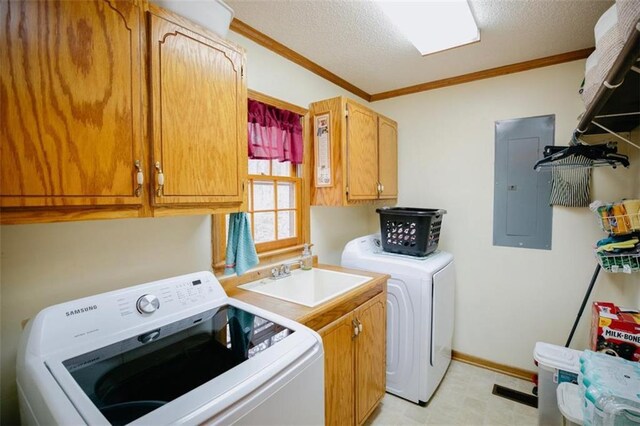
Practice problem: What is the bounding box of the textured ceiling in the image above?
[226,0,613,95]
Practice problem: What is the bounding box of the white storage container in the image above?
[558,382,584,426]
[534,342,583,426]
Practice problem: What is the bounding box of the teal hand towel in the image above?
[227,306,255,358]
[224,213,259,276]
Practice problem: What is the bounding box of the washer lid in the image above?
[45,299,319,425]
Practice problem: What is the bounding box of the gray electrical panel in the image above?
[493,115,553,250]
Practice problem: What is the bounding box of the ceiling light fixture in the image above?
[378,0,480,56]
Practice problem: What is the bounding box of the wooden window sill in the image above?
[212,243,313,276]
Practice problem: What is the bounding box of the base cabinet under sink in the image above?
[318,292,386,425]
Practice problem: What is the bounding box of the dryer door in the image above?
[385,277,417,401]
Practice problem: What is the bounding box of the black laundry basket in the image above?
[376,207,446,257]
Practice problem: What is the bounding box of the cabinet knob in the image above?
[353,318,363,337]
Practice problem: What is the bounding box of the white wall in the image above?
[0,31,376,425]
[373,60,640,370]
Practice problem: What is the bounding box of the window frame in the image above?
[248,163,301,251]
[211,90,311,275]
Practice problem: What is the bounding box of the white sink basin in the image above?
[238,268,371,307]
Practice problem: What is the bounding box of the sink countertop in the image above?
[223,263,389,332]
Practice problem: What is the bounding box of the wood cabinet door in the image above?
[1,0,144,208]
[149,11,247,205]
[378,116,398,200]
[319,311,356,426]
[355,293,387,424]
[346,101,378,201]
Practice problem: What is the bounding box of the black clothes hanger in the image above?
[533,141,630,170]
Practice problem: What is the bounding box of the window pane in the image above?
[247,181,252,211]
[254,212,275,243]
[272,160,292,177]
[278,211,296,239]
[277,182,295,209]
[253,181,274,211]
[249,159,270,175]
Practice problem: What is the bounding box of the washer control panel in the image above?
[115,274,220,319]
[36,272,226,354]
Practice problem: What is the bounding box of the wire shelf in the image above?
[595,251,640,274]
[595,209,640,235]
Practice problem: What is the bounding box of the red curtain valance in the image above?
[248,99,303,164]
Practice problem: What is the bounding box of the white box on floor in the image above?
[534,342,582,426]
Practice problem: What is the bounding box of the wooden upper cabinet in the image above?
[346,101,379,200]
[148,8,247,206]
[378,116,398,200]
[1,0,144,208]
[310,96,398,206]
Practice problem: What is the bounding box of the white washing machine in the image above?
[342,234,455,405]
[17,271,324,425]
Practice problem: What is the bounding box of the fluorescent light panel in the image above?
[378,0,479,56]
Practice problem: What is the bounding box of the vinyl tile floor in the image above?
[365,360,538,426]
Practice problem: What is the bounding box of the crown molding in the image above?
[230,18,593,103]
[230,18,372,101]
[370,48,594,101]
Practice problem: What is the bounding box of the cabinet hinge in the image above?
[241,66,244,77]
[346,186,349,195]
[345,108,349,118]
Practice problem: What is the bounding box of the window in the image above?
[245,158,301,251]
[211,91,310,274]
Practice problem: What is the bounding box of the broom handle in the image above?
[565,264,601,348]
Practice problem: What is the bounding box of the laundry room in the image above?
[1,0,639,425]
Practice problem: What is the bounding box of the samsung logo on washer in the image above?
[65,305,98,317]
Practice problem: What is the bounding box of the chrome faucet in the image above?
[270,261,301,280]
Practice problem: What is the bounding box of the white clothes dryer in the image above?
[342,234,455,405]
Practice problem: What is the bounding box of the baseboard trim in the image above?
[452,350,535,381]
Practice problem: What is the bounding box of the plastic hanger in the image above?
[533,140,630,171]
